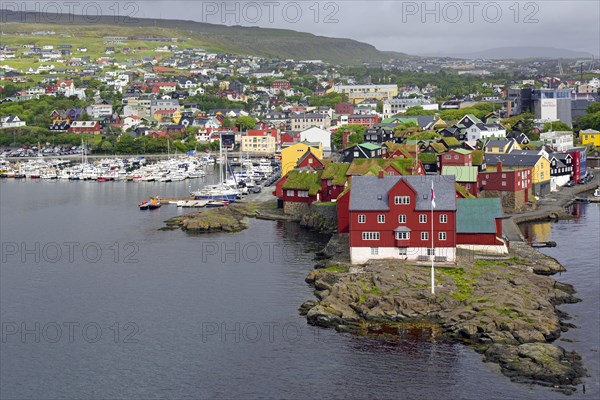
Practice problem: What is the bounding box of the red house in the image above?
[271,80,291,90]
[280,131,301,145]
[320,163,350,202]
[280,170,324,214]
[438,148,473,171]
[67,121,101,134]
[340,174,457,263]
[456,198,507,252]
[335,102,355,115]
[478,161,532,201]
[296,149,324,170]
[347,114,379,128]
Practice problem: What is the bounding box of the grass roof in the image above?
[455,183,476,198]
[472,150,484,165]
[282,170,323,195]
[346,158,416,176]
[418,152,438,163]
[321,162,350,185]
[440,137,461,147]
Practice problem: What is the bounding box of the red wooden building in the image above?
[347,114,379,128]
[67,121,101,134]
[339,174,458,263]
[438,148,473,171]
[478,161,532,199]
[335,102,355,115]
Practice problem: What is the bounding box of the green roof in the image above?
[472,150,484,165]
[418,153,437,163]
[321,162,350,185]
[282,170,323,195]
[452,148,472,155]
[442,166,478,182]
[457,198,502,233]
[441,137,461,147]
[347,158,415,176]
[455,184,475,199]
[382,117,418,124]
[358,142,383,151]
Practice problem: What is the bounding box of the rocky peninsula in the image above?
[300,234,586,394]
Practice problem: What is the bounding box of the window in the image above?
[440,214,448,223]
[378,215,385,223]
[439,232,447,241]
[358,215,366,223]
[398,248,407,256]
[427,248,435,256]
[502,181,506,187]
[362,232,380,240]
[371,248,379,255]
[445,155,451,159]
[394,196,410,205]
[419,214,427,223]
[398,214,406,223]
[396,232,410,240]
[421,232,428,241]
[286,190,294,196]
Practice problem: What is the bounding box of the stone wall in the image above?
[283,201,311,217]
[481,189,532,212]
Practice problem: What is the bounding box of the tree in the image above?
[578,112,600,131]
[235,115,257,131]
[100,140,114,153]
[332,124,366,148]
[586,102,600,114]
[542,121,571,132]
[402,106,436,116]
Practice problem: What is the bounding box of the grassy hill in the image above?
[0,10,407,65]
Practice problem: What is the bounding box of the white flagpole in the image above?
[431,181,435,295]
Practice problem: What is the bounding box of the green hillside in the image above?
[0,11,407,65]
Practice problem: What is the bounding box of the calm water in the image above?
[1,180,598,399]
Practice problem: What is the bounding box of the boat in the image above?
[594,187,600,198]
[191,134,239,201]
[148,197,161,209]
[138,200,149,210]
[206,200,229,208]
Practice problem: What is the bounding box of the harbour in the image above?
[1,180,598,399]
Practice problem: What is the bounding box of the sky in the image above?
[10,1,600,56]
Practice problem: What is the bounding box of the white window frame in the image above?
[362,232,380,241]
[377,215,385,223]
[371,247,379,255]
[439,232,447,241]
[421,232,428,241]
[358,214,366,223]
[440,214,448,223]
[398,214,406,223]
[398,248,408,256]
[419,214,427,223]
[395,232,410,240]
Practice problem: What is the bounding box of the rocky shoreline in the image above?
[300,234,587,395]
[164,199,588,394]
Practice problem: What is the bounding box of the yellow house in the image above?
[153,109,182,124]
[281,141,323,176]
[484,139,521,154]
[580,129,600,146]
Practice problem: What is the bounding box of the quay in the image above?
[503,175,600,242]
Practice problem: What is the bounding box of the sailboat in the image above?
[191,133,239,201]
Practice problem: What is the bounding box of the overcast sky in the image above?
[22,1,600,56]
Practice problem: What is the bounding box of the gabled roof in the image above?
[486,153,544,167]
[451,148,472,155]
[349,175,456,211]
[457,198,502,234]
[282,170,323,195]
[321,162,350,185]
[358,142,383,151]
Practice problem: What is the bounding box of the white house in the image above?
[299,127,332,153]
[540,131,574,152]
[0,115,26,129]
[86,102,113,118]
[465,122,507,144]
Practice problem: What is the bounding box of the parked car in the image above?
[251,186,262,193]
[565,180,575,187]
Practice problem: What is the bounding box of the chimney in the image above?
[342,130,351,149]
[497,161,502,173]
[378,170,385,179]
